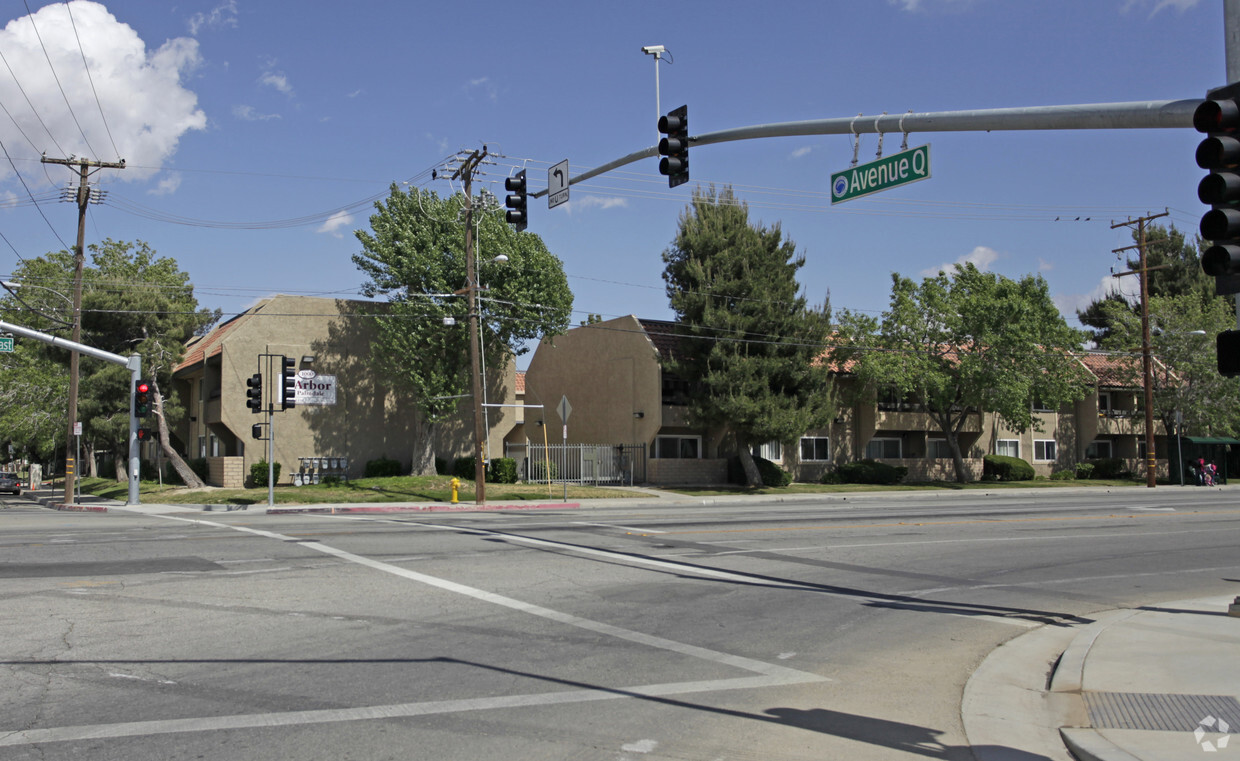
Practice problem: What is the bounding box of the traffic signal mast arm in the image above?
[528,98,1198,199]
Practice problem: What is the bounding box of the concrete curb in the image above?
[1059,727,1143,761]
[266,502,582,515]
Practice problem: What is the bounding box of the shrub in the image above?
[726,455,792,487]
[836,459,908,485]
[1075,462,1095,480]
[364,457,402,478]
[435,457,449,476]
[250,460,281,486]
[487,458,518,484]
[528,458,558,480]
[453,456,476,480]
[1086,457,1131,480]
[820,470,843,485]
[983,454,1035,482]
[321,475,343,486]
[1050,469,1076,481]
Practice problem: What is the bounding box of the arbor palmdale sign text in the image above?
[830,144,931,204]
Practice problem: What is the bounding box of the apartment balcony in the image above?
[1096,410,1167,436]
[876,406,980,433]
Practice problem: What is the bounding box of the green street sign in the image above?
[0,336,12,353]
[830,144,931,204]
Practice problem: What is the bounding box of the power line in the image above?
[21,0,97,158]
[64,1,120,161]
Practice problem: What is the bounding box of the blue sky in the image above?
[0,0,1224,367]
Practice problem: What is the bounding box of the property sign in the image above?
[548,159,570,209]
[830,144,931,204]
[0,336,13,352]
[294,373,337,405]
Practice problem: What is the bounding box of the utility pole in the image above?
[452,148,489,505]
[1112,210,1169,489]
[41,156,125,504]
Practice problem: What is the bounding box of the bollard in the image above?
[450,477,459,504]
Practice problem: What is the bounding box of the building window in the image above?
[866,437,902,459]
[752,441,781,461]
[1085,439,1112,459]
[928,438,952,459]
[198,435,206,459]
[1034,440,1056,461]
[800,437,830,461]
[1032,395,1054,413]
[1098,391,1112,417]
[996,439,1020,458]
[655,435,700,459]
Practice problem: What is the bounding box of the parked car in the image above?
[0,471,20,495]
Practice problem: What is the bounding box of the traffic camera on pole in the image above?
[1194,82,1240,376]
[505,170,527,231]
[657,105,689,188]
[246,373,263,413]
[280,356,297,410]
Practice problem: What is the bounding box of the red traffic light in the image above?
[136,382,150,394]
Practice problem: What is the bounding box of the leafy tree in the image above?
[661,185,835,486]
[1089,292,1240,438]
[833,264,1093,483]
[1078,224,1214,345]
[353,185,573,475]
[0,241,218,484]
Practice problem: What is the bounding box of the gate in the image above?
[505,442,646,486]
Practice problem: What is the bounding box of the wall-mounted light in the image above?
[633,411,644,419]
[301,355,316,365]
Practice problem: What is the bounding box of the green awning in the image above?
[1182,436,1240,445]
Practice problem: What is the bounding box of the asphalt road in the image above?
[0,487,1236,760]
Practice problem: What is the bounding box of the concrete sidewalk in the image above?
[965,595,1240,761]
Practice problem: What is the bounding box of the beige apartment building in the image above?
[518,315,1191,485]
[170,295,521,487]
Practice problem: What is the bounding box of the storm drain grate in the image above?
[1084,692,1240,732]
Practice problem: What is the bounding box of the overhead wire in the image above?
[64,0,120,161]
[22,0,97,158]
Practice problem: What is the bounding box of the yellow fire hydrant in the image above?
[450,477,460,504]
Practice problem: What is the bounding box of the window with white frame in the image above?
[752,441,782,461]
[800,437,830,461]
[928,438,953,459]
[1098,391,1112,416]
[655,435,701,459]
[1085,439,1112,459]
[1034,440,1056,461]
[995,439,1020,458]
[866,437,902,459]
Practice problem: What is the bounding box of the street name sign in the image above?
[548,159,570,209]
[0,336,12,352]
[830,144,931,204]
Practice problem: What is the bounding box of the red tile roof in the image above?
[515,371,525,394]
[173,302,265,375]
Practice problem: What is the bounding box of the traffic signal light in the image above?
[251,423,263,440]
[280,355,296,410]
[134,380,152,417]
[1195,82,1240,296]
[658,105,689,188]
[136,427,155,442]
[505,170,527,231]
[246,373,263,413]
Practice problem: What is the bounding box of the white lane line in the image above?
[574,521,666,534]
[0,513,831,748]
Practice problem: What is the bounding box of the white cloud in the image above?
[1121,0,1200,17]
[1055,272,1140,318]
[260,69,293,96]
[187,0,238,35]
[566,195,629,214]
[232,104,280,121]
[919,245,1000,277]
[317,210,354,238]
[0,1,206,184]
[148,172,182,196]
[466,76,498,102]
[790,146,814,159]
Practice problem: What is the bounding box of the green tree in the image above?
[0,241,218,484]
[1078,224,1214,345]
[661,185,835,486]
[1089,292,1240,438]
[353,185,573,475]
[833,264,1093,483]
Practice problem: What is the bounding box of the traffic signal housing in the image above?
[1195,82,1240,296]
[134,380,152,418]
[505,170,527,231]
[280,356,297,410]
[658,105,689,188]
[246,373,263,413]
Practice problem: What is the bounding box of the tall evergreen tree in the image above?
[661,185,835,486]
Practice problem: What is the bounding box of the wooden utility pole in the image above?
[1112,210,1169,489]
[452,148,489,504]
[40,155,125,504]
